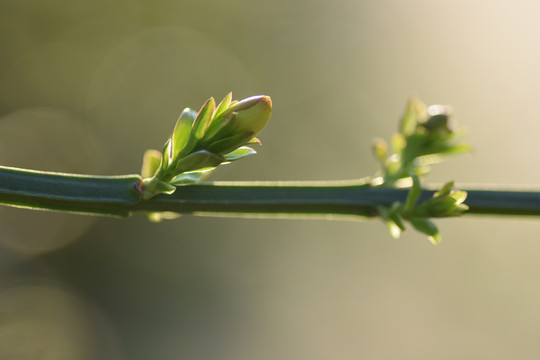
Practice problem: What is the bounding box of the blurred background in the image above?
[1,0,540,358]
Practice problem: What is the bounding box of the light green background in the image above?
[0,0,539,359]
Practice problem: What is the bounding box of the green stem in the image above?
[0,166,141,217]
[0,165,540,218]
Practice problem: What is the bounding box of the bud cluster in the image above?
[377,175,469,245]
[372,98,471,186]
[372,99,470,244]
[138,93,272,199]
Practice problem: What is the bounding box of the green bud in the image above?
[209,95,272,141]
[422,105,453,135]
[201,95,272,154]
[141,149,162,178]
[409,218,441,245]
[372,137,388,164]
[228,95,272,135]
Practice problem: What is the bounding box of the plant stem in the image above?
[136,182,540,218]
[0,166,141,217]
[1,165,540,218]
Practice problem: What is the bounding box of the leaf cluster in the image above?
[377,175,469,245]
[373,99,471,244]
[373,99,471,186]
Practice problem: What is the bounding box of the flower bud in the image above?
[201,95,272,153]
[422,105,453,134]
[223,95,272,137]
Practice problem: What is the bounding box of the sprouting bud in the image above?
[422,105,453,134]
[139,93,272,199]
[225,96,271,135]
[202,95,272,154]
[225,95,272,136]
[372,137,388,164]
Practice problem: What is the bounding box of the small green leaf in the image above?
[372,138,388,164]
[436,181,454,198]
[161,139,172,170]
[248,137,262,145]
[387,220,402,239]
[192,98,216,141]
[172,108,197,158]
[449,190,467,205]
[223,146,257,161]
[214,92,232,118]
[453,203,470,214]
[202,93,235,144]
[170,170,212,185]
[429,232,441,245]
[428,197,460,217]
[415,154,443,167]
[175,150,224,173]
[389,212,406,232]
[383,157,401,179]
[378,203,405,239]
[153,180,177,195]
[405,173,421,210]
[141,149,162,178]
[201,113,235,146]
[402,133,429,158]
[205,132,255,155]
[411,165,431,177]
[391,133,406,153]
[400,99,426,136]
[409,218,440,244]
